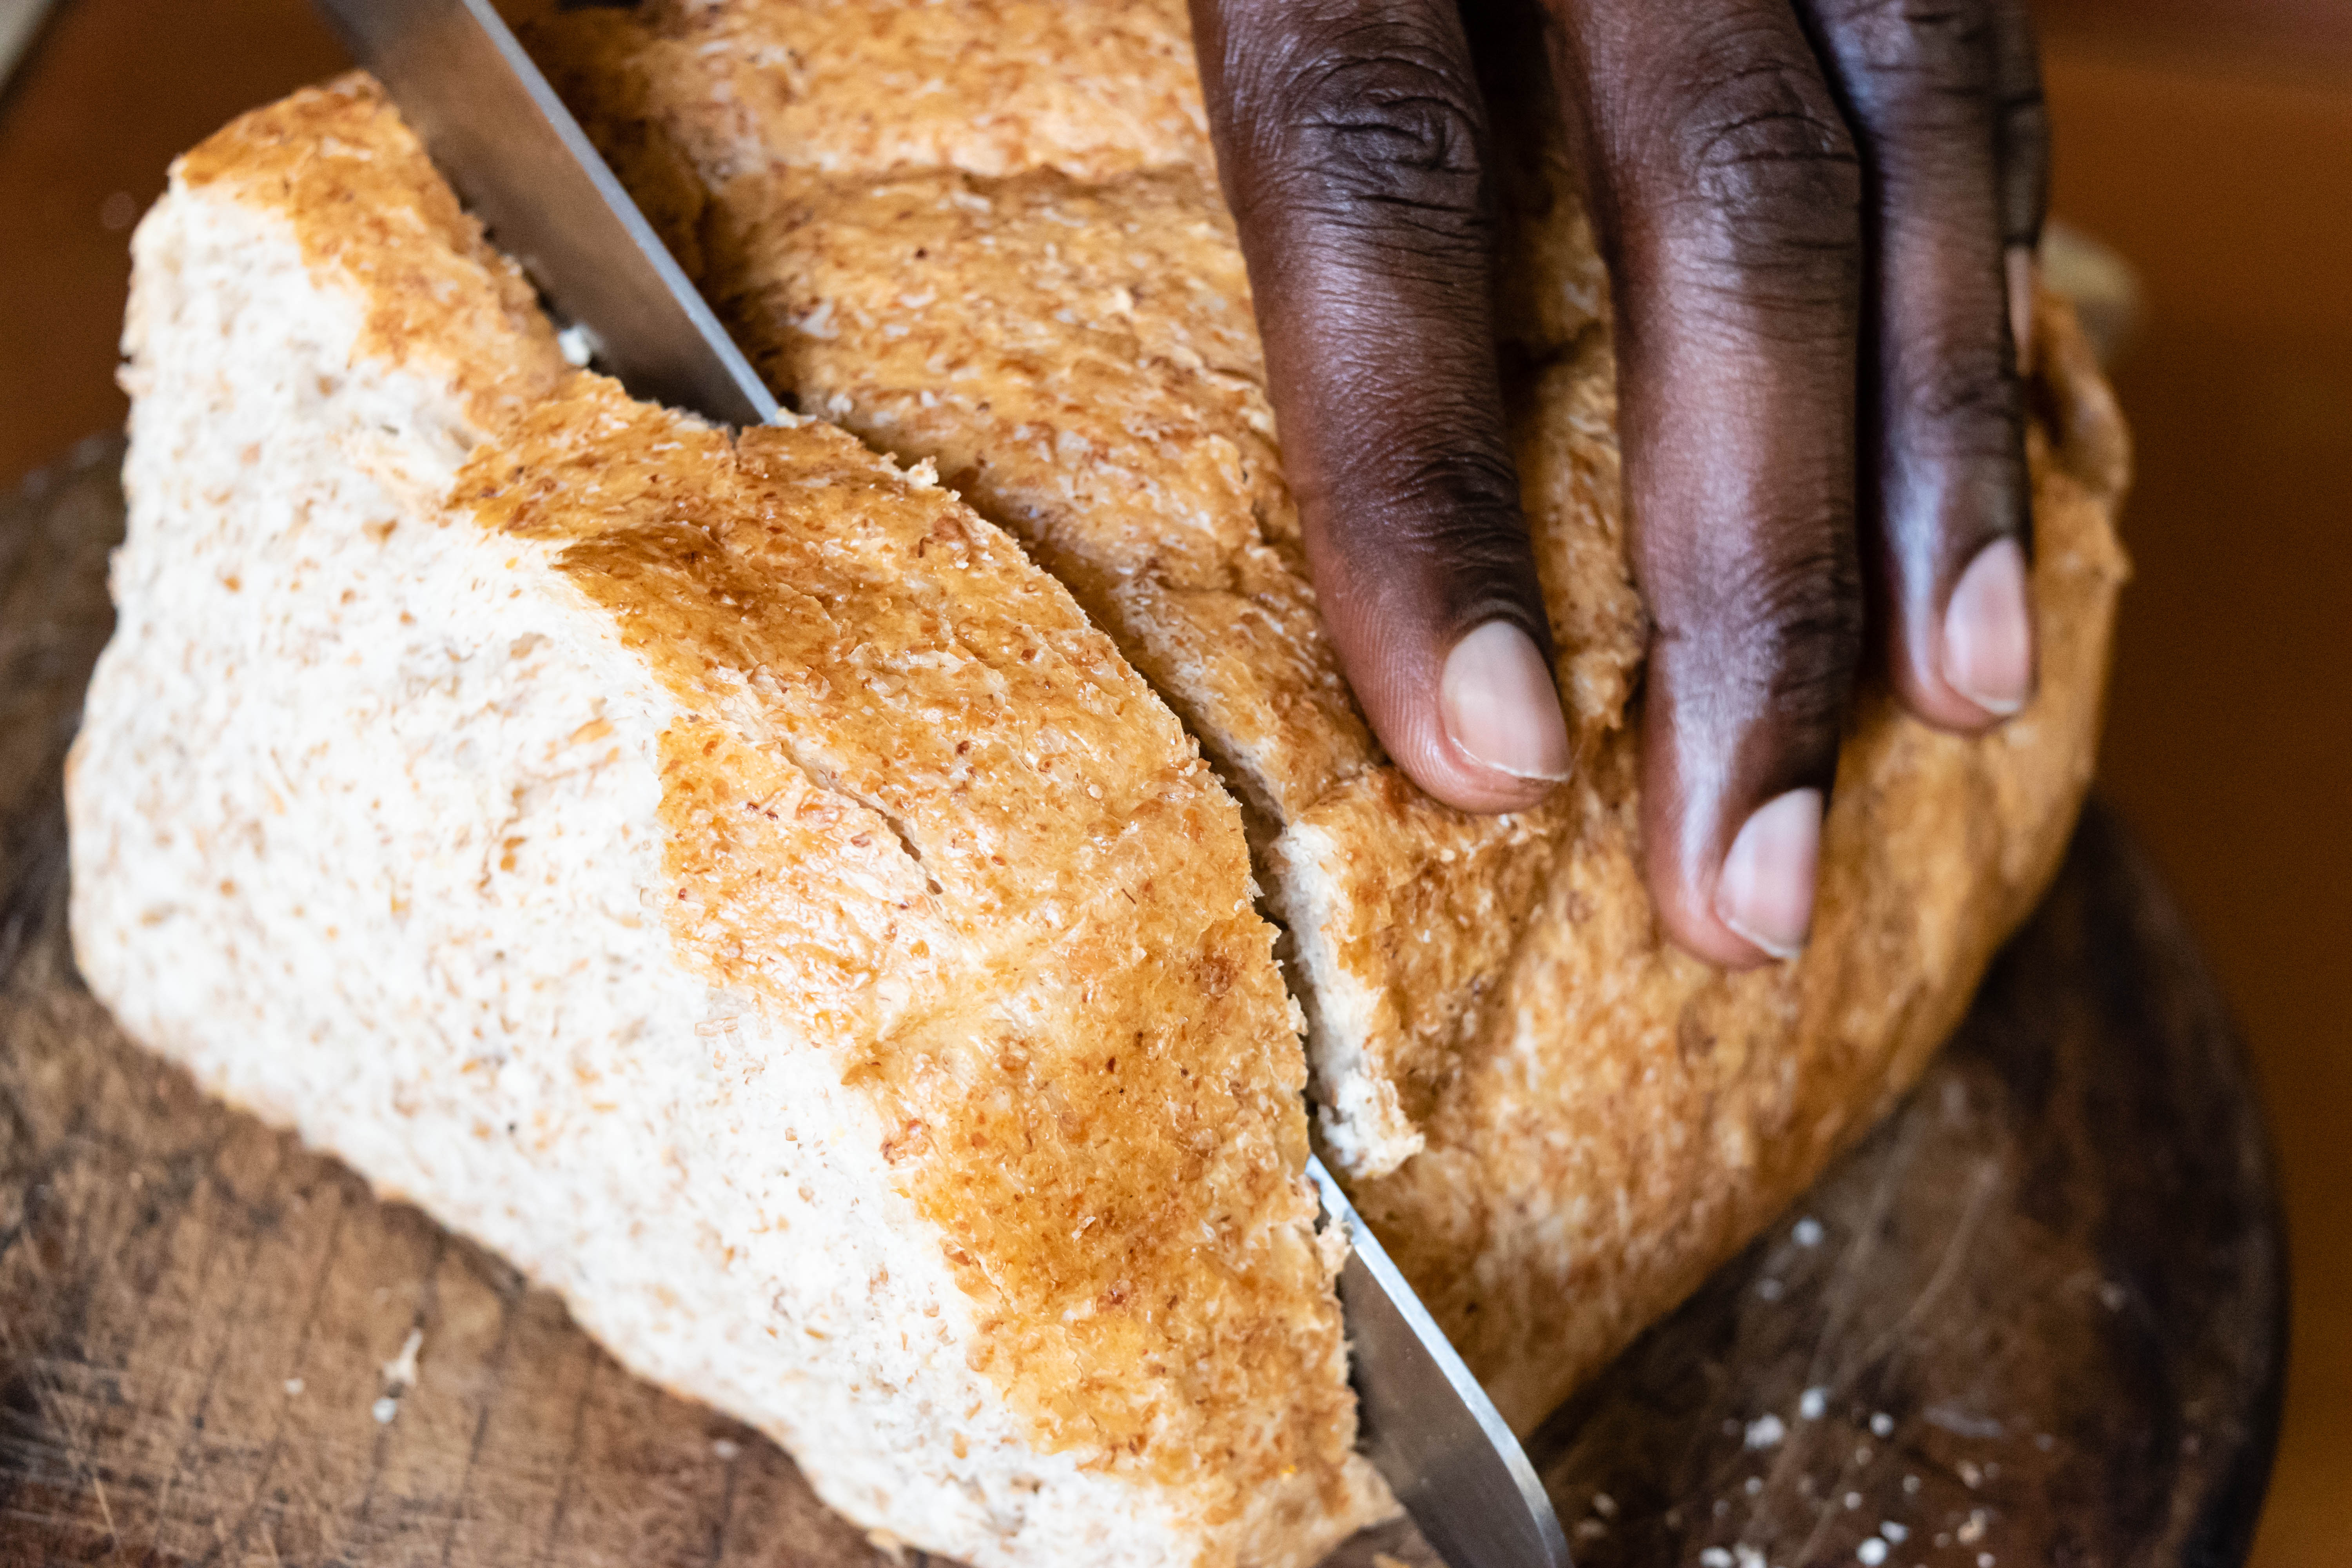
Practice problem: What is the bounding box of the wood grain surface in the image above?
[0,442,2285,1566]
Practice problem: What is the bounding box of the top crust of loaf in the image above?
[99,75,1388,1557]
[519,0,1212,187]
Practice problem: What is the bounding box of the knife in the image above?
[308,3,1568,1563]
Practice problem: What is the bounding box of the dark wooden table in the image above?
[0,441,2286,1566]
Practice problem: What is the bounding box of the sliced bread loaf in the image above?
[68,75,1388,1568]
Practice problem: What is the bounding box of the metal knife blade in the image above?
[1310,1158,1570,1568]
[311,0,780,426]
[312,4,1567,1563]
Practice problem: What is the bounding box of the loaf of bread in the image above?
[69,79,1390,1568]
[71,5,2131,1563]
[533,0,2131,1425]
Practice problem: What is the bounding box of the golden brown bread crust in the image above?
[460,381,1368,1504]
[168,77,1381,1543]
[535,0,2131,1430]
[174,75,570,430]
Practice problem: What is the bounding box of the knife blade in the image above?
[311,0,780,426]
[311,4,1568,1563]
[1309,1157,1570,1568]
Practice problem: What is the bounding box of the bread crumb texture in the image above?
[535,0,2131,1429]
[73,75,1387,1568]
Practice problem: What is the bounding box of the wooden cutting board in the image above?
[0,441,2284,1568]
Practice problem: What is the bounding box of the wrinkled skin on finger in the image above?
[1191,0,2049,967]
[1194,0,1571,815]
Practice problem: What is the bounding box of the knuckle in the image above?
[1909,349,2023,434]
[1730,538,1866,726]
[1394,444,1526,550]
[1817,0,2001,158]
[1249,33,1492,248]
[1346,423,1535,598]
[1650,48,1862,281]
[1815,0,1995,83]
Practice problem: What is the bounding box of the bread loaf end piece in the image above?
[71,77,1389,1568]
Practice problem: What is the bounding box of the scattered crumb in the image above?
[1870,1412,1895,1437]
[1846,1492,1863,1510]
[1574,1521,1609,1542]
[1745,1476,1764,1497]
[2035,1433,2056,1452]
[1700,1549,1734,1568]
[1902,1475,1921,1495]
[1800,1387,1828,1421]
[370,1396,398,1424]
[1746,1413,1788,1450]
[1757,1277,1786,1302]
[865,1527,907,1564]
[1858,1539,1888,1565]
[1958,1459,1984,1489]
[1926,1405,2005,1440]
[1735,1546,1765,1568]
[381,1327,423,1392]
[1793,1217,1825,1247]
[1882,1522,1909,1544]
[1979,1557,1995,1568]
[283,1378,304,1396]
[555,324,595,368]
[712,1438,742,1461]
[1957,1510,1989,1546]
[1592,1492,1618,1519]
[1856,1445,1874,1466]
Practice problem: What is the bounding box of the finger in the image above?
[1546,0,1867,966]
[1797,0,2037,731]
[1191,0,1570,815]
[1991,0,2049,374]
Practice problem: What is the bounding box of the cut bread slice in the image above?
[68,76,1388,1568]
[534,0,2131,1428]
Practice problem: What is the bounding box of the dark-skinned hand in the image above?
[1190,0,2046,966]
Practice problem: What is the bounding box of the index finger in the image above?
[1192,0,1571,813]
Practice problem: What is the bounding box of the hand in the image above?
[1191,0,2046,967]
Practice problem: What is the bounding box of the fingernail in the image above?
[1943,537,2035,717]
[1714,789,1824,961]
[2007,244,2038,379]
[1439,621,1572,783]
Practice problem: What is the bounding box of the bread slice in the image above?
[533,0,2131,1428]
[67,76,1389,1568]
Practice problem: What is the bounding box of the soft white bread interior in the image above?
[68,77,1388,1568]
[534,0,2132,1428]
